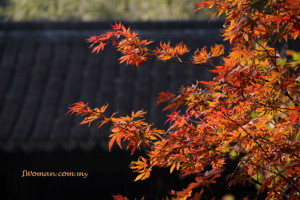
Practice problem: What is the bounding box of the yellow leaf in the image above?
[210,44,225,57]
[170,162,176,173]
[176,162,180,171]
[134,173,145,182]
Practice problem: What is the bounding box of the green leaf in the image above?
[251,110,259,118]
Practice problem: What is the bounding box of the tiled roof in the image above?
[0,21,224,152]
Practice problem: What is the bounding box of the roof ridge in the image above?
[0,20,224,31]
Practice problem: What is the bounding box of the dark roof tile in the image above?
[133,63,152,112]
[31,41,70,142]
[51,40,87,142]
[114,66,136,115]
[148,62,173,128]
[0,38,22,113]
[11,40,53,143]
[0,39,36,141]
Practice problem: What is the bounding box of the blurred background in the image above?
[0,0,213,21]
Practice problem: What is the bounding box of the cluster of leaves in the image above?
[88,22,224,67]
[68,102,164,155]
[69,0,300,199]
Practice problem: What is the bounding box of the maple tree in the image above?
[68,0,300,199]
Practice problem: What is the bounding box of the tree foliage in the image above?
[68,0,300,199]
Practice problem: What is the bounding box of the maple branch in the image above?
[130,43,216,68]
[282,88,298,107]
[252,39,299,107]
[216,108,271,161]
[250,177,262,186]
[255,102,294,112]
[230,156,288,199]
[260,137,300,159]
[175,55,183,63]
[253,38,277,67]
[235,155,298,199]
[270,168,300,194]
[257,76,298,108]
[145,54,214,68]
[209,109,299,196]
[115,123,160,143]
[186,101,299,194]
